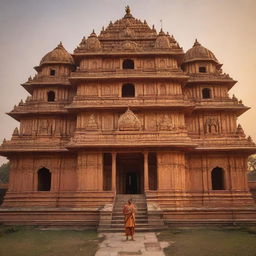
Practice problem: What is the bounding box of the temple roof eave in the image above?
[193,105,250,116]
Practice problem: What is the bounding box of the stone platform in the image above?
[96,232,169,256]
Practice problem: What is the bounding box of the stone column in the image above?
[112,153,117,191]
[144,151,149,191]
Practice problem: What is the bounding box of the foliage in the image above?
[248,154,256,172]
[0,162,10,183]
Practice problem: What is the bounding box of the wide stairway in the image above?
[99,194,165,232]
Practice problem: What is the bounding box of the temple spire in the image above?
[193,39,201,47]
[124,5,132,18]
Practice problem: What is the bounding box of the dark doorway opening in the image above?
[117,153,143,194]
[38,167,51,191]
[103,153,112,191]
[126,172,138,194]
[211,167,225,190]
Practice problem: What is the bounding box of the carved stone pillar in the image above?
[112,153,117,191]
[144,152,149,191]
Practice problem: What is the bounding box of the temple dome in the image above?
[183,39,219,64]
[40,42,74,66]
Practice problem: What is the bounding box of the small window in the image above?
[47,91,55,102]
[50,69,56,76]
[122,84,135,97]
[38,167,51,191]
[211,167,225,190]
[199,66,206,73]
[202,88,211,99]
[123,59,134,69]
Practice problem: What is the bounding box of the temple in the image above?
[0,7,256,228]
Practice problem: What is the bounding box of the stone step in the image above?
[112,218,148,224]
[98,226,165,232]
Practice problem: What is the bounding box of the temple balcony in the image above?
[66,95,194,110]
[8,101,70,120]
[67,130,197,150]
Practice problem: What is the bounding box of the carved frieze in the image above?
[118,108,141,131]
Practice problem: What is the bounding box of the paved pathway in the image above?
[95,232,169,256]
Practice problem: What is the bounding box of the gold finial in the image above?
[193,39,201,47]
[125,5,131,15]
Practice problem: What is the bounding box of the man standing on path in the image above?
[123,199,136,241]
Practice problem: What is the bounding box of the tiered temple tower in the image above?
[0,7,255,226]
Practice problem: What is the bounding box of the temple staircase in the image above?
[98,194,166,232]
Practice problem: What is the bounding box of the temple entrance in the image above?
[116,153,144,194]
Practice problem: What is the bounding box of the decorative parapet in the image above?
[67,96,193,110]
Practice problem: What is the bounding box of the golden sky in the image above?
[0,0,255,164]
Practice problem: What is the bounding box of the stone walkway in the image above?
[95,232,168,256]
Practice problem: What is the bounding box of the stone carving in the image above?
[12,127,19,136]
[118,108,141,131]
[158,115,174,131]
[205,118,219,134]
[236,124,246,138]
[121,41,137,50]
[155,30,171,49]
[86,114,98,130]
[78,31,101,51]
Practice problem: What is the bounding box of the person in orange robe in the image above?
[123,199,136,241]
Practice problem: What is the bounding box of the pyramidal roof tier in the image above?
[74,6,182,54]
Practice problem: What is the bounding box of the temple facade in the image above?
[1,7,256,227]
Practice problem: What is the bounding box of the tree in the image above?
[248,154,256,181]
[248,154,256,172]
[0,162,10,183]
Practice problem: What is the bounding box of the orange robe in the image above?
[123,203,136,236]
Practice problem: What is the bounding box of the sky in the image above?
[0,0,256,165]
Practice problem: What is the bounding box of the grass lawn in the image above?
[0,226,100,256]
[158,226,256,256]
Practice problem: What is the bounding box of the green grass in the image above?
[0,226,100,256]
[158,226,256,256]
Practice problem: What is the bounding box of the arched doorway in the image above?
[211,167,225,190]
[38,167,51,191]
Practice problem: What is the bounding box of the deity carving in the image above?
[158,115,174,131]
[86,114,98,130]
[205,118,219,134]
[118,108,141,131]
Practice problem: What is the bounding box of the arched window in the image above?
[122,84,135,97]
[211,167,225,190]
[38,167,51,191]
[202,88,211,99]
[199,66,206,73]
[122,59,134,69]
[47,91,55,102]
